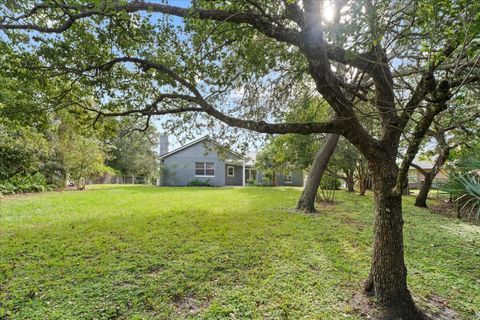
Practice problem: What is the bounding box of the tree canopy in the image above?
[107,129,159,181]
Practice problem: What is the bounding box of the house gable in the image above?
[160,136,244,161]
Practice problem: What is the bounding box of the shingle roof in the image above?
[159,136,245,160]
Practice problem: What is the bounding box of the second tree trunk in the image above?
[296,134,340,212]
[414,172,434,208]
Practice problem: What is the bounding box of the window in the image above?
[227,166,235,177]
[284,173,293,183]
[195,162,215,177]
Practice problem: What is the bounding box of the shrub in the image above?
[0,119,52,180]
[187,179,212,187]
[246,178,257,186]
[320,176,341,190]
[0,173,52,195]
[0,181,16,195]
[316,176,340,203]
[258,178,273,186]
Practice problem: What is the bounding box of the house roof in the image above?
[159,136,245,160]
[410,159,435,169]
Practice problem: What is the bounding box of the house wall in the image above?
[407,167,449,189]
[161,140,242,186]
[256,170,304,187]
[278,171,304,186]
[225,164,243,186]
[160,138,305,187]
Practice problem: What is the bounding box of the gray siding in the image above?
[276,171,304,186]
[161,140,242,186]
[256,170,304,187]
[256,171,268,185]
[225,165,243,186]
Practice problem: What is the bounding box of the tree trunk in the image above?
[364,160,424,319]
[414,172,433,208]
[356,159,369,196]
[414,142,450,208]
[359,177,367,196]
[271,171,277,187]
[345,171,355,192]
[402,179,410,196]
[297,134,340,212]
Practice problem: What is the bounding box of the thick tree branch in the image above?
[398,71,437,129]
[85,101,345,135]
[409,162,428,176]
[71,56,347,135]
[0,1,302,46]
[325,45,374,72]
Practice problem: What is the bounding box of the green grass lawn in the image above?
[0,186,478,319]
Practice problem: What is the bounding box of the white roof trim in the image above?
[410,160,435,169]
[159,136,245,160]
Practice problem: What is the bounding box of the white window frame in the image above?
[284,173,293,183]
[227,165,235,177]
[195,162,215,177]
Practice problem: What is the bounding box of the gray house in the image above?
[159,136,303,187]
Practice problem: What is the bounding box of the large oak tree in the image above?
[1,0,479,318]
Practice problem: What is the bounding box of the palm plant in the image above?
[441,159,480,221]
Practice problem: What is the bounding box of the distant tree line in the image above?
[0,70,159,194]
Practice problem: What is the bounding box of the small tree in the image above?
[107,129,159,183]
[63,136,109,190]
[356,157,370,196]
[326,138,361,192]
[317,175,340,203]
[255,144,286,186]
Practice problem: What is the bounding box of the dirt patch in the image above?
[116,280,136,289]
[1,192,43,201]
[351,292,461,320]
[428,200,479,224]
[350,292,380,319]
[316,200,341,208]
[146,265,164,276]
[420,294,460,320]
[173,295,210,316]
[429,201,458,218]
[341,216,367,229]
